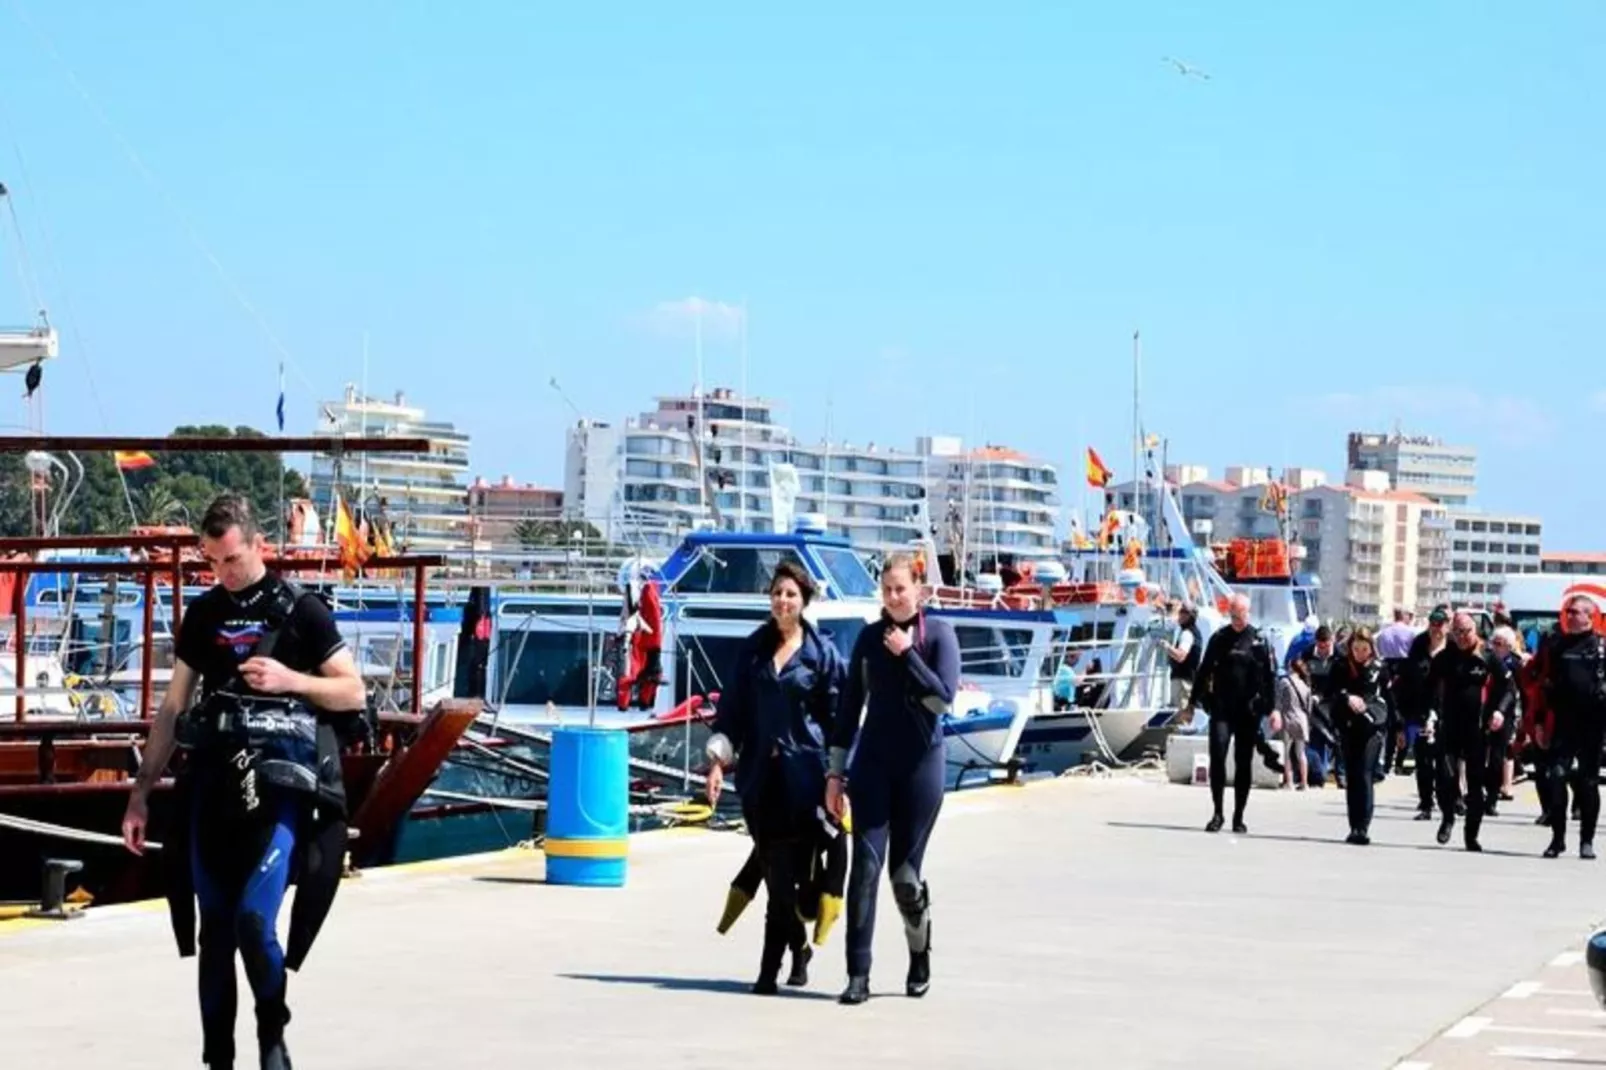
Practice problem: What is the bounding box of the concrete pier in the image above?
[3,773,1604,1069]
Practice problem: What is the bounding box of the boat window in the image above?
[497,630,597,707]
[674,634,748,706]
[1040,629,1074,678]
[815,617,867,662]
[1292,589,1315,622]
[673,546,807,597]
[812,547,878,599]
[36,588,59,604]
[955,626,1016,677]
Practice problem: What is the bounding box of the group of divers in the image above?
[1177,594,1606,854]
[100,491,1606,1067]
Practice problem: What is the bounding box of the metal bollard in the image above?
[27,858,85,920]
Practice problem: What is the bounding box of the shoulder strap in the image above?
[252,577,306,663]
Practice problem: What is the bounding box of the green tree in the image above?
[0,425,308,537]
[513,518,602,548]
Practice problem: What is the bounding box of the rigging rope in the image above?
[0,810,161,850]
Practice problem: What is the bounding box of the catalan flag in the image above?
[1085,447,1112,489]
[114,450,155,472]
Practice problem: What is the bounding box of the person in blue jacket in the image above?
[705,559,845,994]
[827,551,960,1006]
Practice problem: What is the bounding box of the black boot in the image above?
[839,975,871,1005]
[256,999,292,1070]
[785,944,812,988]
[907,950,931,998]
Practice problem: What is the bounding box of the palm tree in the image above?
[140,484,189,527]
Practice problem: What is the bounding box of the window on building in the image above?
[1470,541,1486,553]
[1453,540,1468,551]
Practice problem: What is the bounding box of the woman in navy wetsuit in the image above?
[827,551,960,1005]
[705,560,845,994]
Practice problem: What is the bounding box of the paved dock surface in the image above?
[4,773,1606,1069]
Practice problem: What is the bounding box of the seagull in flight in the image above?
[1162,56,1210,80]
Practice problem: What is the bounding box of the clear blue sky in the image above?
[1,3,1601,545]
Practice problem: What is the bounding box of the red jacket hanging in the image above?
[617,577,664,711]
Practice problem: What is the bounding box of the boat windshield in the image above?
[814,616,868,661]
[812,547,878,599]
[673,546,809,596]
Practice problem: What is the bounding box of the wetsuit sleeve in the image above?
[1257,634,1277,715]
[293,592,347,665]
[829,628,872,775]
[1193,632,1220,702]
[1486,654,1516,730]
[708,641,754,760]
[904,621,959,707]
[810,639,845,738]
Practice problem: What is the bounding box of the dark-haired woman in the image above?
[1328,626,1388,844]
[828,551,960,1005]
[705,561,844,994]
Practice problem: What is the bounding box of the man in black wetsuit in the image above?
[1184,593,1278,834]
[122,494,367,1070]
[1395,607,1450,820]
[1539,594,1606,860]
[1429,610,1514,852]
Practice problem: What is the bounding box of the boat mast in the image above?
[739,299,748,531]
[694,304,706,522]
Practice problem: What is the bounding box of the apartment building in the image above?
[1541,552,1606,578]
[1346,430,1478,508]
[1112,464,1450,621]
[467,476,564,546]
[562,387,1060,561]
[1447,511,1543,603]
[1293,474,1451,622]
[310,385,473,552]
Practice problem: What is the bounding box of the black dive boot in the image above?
[786,943,812,987]
[257,1000,292,1070]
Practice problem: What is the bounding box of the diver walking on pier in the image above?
[1184,593,1278,834]
[1535,594,1606,859]
[1429,610,1514,852]
[704,560,846,993]
[828,551,959,1006]
[121,495,368,1070]
[1326,627,1388,845]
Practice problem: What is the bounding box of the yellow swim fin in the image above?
[716,886,752,935]
[813,894,843,946]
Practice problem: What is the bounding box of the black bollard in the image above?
[27,858,85,920]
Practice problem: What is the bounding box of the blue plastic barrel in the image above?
[544,726,629,887]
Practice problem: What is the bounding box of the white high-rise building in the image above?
[563,387,1060,562]
[309,385,472,553]
[1448,511,1543,603]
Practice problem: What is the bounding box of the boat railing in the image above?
[0,534,448,723]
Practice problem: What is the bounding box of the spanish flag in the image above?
[334,494,371,578]
[114,450,155,471]
[1085,447,1112,489]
